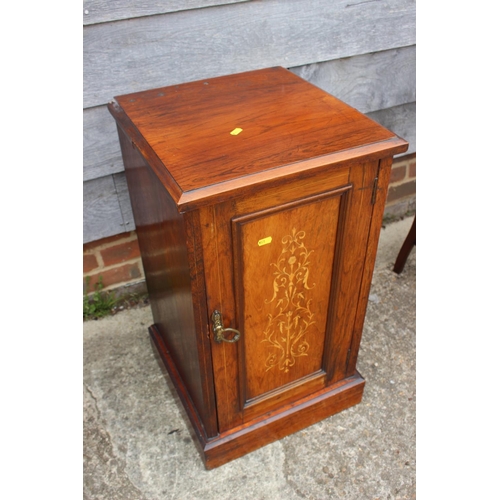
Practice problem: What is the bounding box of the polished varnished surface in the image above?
[233,194,341,402]
[110,68,409,468]
[199,160,386,434]
[116,128,218,438]
[113,67,398,194]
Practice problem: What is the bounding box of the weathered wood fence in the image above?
[83,0,416,243]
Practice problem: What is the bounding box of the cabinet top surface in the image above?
[112,67,406,198]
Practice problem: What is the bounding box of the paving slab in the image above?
[84,216,416,500]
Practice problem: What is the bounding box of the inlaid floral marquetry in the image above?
[234,193,343,403]
[262,228,316,373]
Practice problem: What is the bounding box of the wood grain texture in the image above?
[290,45,416,114]
[113,172,135,230]
[347,156,395,375]
[83,0,249,26]
[84,0,416,108]
[85,102,413,185]
[328,161,380,384]
[393,216,416,274]
[149,325,210,450]
[84,0,416,245]
[367,102,416,156]
[84,50,415,183]
[110,101,184,203]
[84,98,414,242]
[83,175,124,243]
[176,137,407,212]
[87,74,412,244]
[83,172,135,242]
[118,128,218,437]
[232,194,341,402]
[84,105,124,181]
[150,324,364,470]
[202,372,365,469]
[115,67,397,195]
[182,208,219,437]
[204,200,242,431]
[198,162,395,431]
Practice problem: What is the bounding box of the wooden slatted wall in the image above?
[83,0,416,243]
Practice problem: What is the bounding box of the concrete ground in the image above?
[83,216,416,500]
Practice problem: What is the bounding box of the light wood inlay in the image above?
[233,191,344,404]
[263,227,315,373]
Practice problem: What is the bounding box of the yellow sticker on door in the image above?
[230,128,243,135]
[258,236,272,246]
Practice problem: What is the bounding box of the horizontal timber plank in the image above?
[83,100,416,244]
[83,101,416,184]
[84,105,124,181]
[83,175,126,243]
[84,48,416,181]
[113,172,135,231]
[83,0,249,26]
[84,0,416,108]
[290,45,416,114]
[367,102,416,156]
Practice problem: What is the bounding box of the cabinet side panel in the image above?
[328,160,380,384]
[347,157,394,374]
[117,127,216,436]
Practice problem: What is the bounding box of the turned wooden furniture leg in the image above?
[393,217,416,274]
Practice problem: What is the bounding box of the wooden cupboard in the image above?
[108,67,408,469]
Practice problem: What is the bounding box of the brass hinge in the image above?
[371,176,379,205]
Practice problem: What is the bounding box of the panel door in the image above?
[231,191,344,410]
[200,162,379,432]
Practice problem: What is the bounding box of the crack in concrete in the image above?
[84,382,102,420]
[84,383,148,500]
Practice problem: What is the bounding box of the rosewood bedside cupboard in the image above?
[108,66,408,469]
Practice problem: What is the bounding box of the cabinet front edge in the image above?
[177,137,408,212]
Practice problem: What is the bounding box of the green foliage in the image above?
[83,276,117,320]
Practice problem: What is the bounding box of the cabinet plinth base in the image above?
[149,324,365,470]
